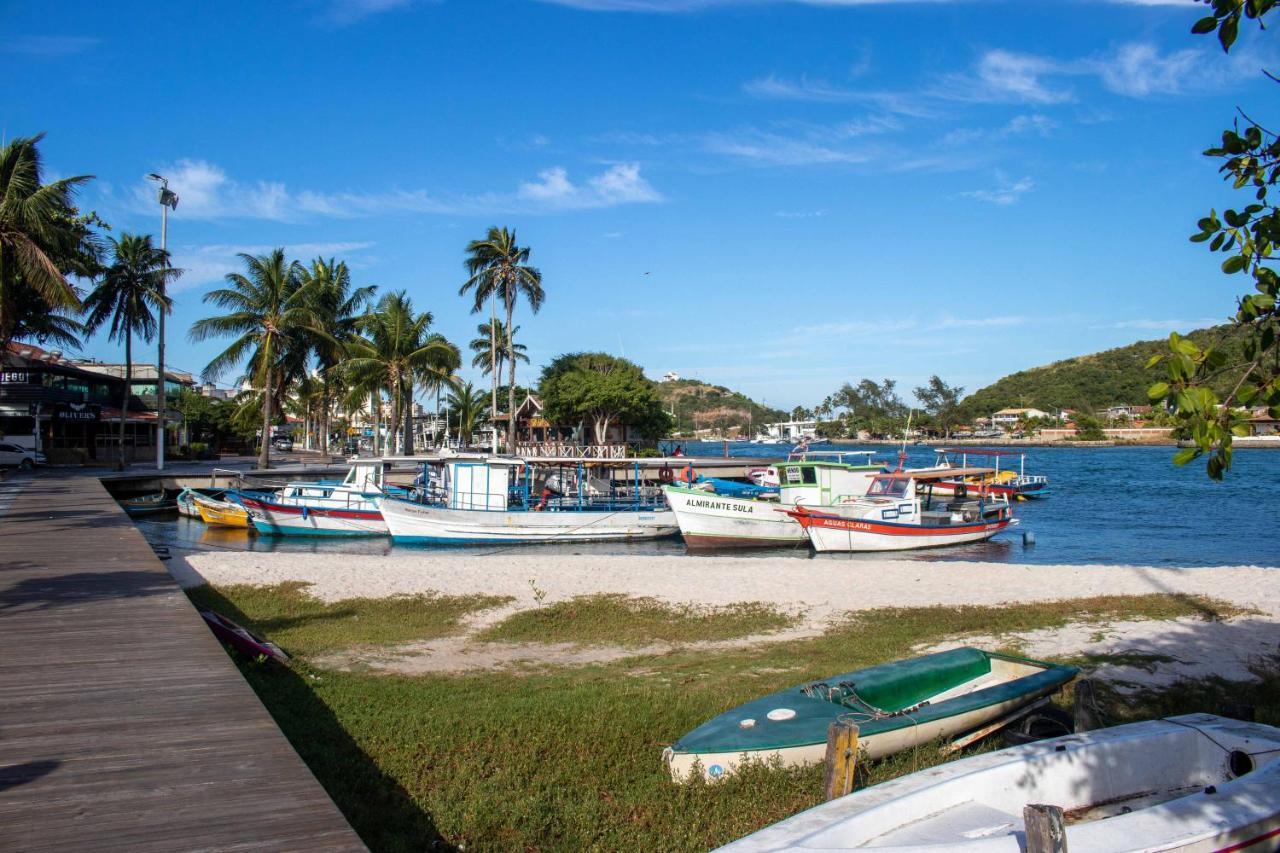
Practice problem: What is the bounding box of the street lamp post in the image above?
[147,173,179,471]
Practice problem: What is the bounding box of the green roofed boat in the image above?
[664,647,1077,782]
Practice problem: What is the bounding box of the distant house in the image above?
[990,407,1051,427]
[1248,409,1280,436]
[662,371,680,382]
[1105,404,1152,420]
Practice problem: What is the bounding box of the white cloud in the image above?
[942,113,1057,146]
[742,74,936,117]
[775,209,827,218]
[1108,317,1223,330]
[169,241,376,293]
[136,159,662,220]
[319,0,417,25]
[959,174,1035,204]
[1098,43,1204,96]
[702,117,899,166]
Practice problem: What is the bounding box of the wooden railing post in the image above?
[823,720,859,801]
[1023,803,1068,853]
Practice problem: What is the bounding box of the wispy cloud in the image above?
[1106,317,1224,330]
[133,159,662,220]
[2,35,100,57]
[539,0,963,9]
[170,241,376,292]
[789,315,1026,338]
[775,209,827,218]
[938,49,1076,105]
[318,0,419,26]
[942,113,1057,146]
[959,173,1034,205]
[701,117,899,166]
[742,74,937,117]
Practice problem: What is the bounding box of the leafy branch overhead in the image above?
[1148,0,1280,479]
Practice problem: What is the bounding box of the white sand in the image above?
[173,552,1280,683]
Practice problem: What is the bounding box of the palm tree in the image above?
[189,249,319,470]
[469,318,528,382]
[342,291,458,455]
[82,234,177,470]
[0,134,97,345]
[446,380,489,446]
[301,256,374,454]
[461,226,543,454]
[419,333,461,449]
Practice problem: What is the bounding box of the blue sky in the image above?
[2,0,1272,409]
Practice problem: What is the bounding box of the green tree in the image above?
[914,375,965,438]
[446,379,489,444]
[539,352,672,444]
[461,226,544,453]
[190,249,319,470]
[82,234,177,470]
[302,256,375,453]
[342,291,458,455]
[1072,413,1107,442]
[1149,1,1280,478]
[469,318,528,390]
[0,134,99,345]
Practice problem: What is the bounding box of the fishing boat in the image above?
[666,647,1076,782]
[176,486,226,518]
[926,447,1049,500]
[718,713,1280,852]
[194,495,252,528]
[118,492,177,516]
[199,609,289,663]
[664,452,885,549]
[234,461,389,537]
[786,468,1015,552]
[379,455,677,544]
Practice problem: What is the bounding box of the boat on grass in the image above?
[199,608,289,663]
[927,447,1049,500]
[664,452,885,550]
[118,492,177,516]
[718,713,1280,852]
[665,647,1076,782]
[380,455,677,544]
[786,468,1016,552]
[234,461,389,537]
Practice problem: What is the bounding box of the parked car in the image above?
[0,443,46,470]
[271,437,294,452]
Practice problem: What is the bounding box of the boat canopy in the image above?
[880,467,996,481]
[935,447,1025,456]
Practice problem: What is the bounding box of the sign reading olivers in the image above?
[53,403,101,422]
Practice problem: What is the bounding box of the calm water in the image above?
[136,443,1280,567]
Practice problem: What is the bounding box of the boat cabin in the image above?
[774,455,886,505]
[412,455,667,513]
[862,468,1011,526]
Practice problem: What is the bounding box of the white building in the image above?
[762,419,818,440]
[990,407,1052,427]
[662,371,680,382]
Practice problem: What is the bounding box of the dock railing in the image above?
[516,442,630,459]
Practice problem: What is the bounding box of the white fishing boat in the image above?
[234,461,389,537]
[379,455,678,544]
[719,713,1280,852]
[664,452,885,549]
[787,468,1015,552]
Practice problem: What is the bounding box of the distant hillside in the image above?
[657,379,786,435]
[961,323,1248,415]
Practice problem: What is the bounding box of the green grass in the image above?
[192,587,1254,852]
[187,582,512,656]
[476,593,798,647]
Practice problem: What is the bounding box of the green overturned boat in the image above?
[664,647,1077,782]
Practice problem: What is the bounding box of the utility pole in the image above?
[147,174,179,471]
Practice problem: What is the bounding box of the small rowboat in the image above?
[194,495,251,528]
[665,648,1076,782]
[199,608,289,663]
[718,713,1280,852]
[118,492,177,516]
[176,486,226,518]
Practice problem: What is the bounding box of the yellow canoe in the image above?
[195,496,250,528]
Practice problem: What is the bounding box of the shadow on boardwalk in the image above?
[0,568,175,613]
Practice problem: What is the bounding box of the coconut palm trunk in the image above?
[118,332,131,470]
[489,294,497,451]
[259,368,273,470]
[505,284,517,454]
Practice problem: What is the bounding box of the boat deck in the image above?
[0,473,365,851]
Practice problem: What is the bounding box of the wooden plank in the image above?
[1023,803,1069,853]
[941,697,1051,755]
[0,473,366,852]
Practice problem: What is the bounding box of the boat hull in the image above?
[667,648,1074,782]
[238,494,387,537]
[195,496,250,528]
[718,714,1280,852]
[381,496,678,544]
[799,511,1013,552]
[662,485,806,549]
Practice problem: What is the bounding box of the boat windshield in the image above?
[866,477,909,498]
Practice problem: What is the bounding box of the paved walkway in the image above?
[0,473,365,851]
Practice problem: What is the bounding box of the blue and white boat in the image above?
[379,455,678,545]
[235,461,390,537]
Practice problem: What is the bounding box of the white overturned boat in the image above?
[380,455,678,544]
[663,452,883,549]
[719,713,1280,852]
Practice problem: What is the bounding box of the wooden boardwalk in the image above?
[0,473,366,852]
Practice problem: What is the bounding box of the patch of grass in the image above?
[476,593,798,647]
[1069,651,1183,673]
[187,582,512,657]
[200,589,1249,851]
[1089,653,1280,729]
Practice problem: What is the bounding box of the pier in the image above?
[0,472,365,851]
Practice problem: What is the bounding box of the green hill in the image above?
[656,379,786,436]
[961,323,1248,416]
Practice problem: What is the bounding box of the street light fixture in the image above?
[147,173,178,471]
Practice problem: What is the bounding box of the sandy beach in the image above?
[174,552,1280,686]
